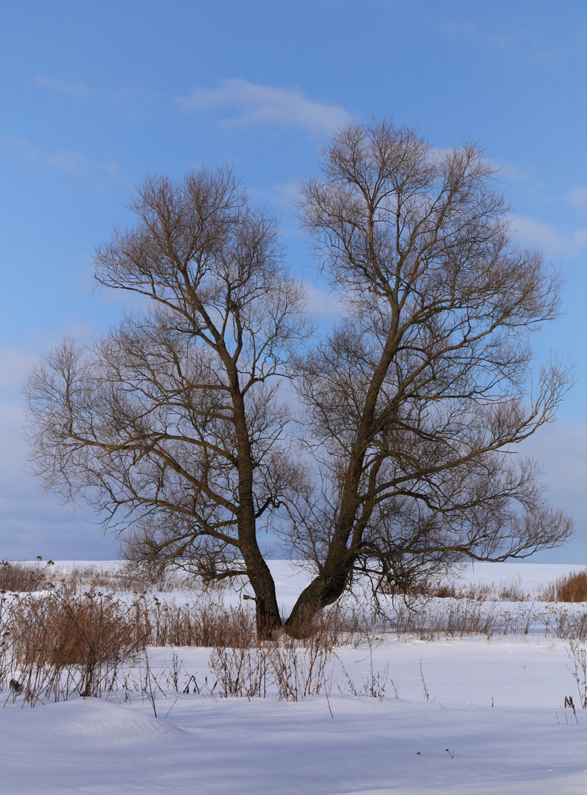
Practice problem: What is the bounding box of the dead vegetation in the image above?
[2,560,587,709]
[382,574,531,603]
[0,586,371,708]
[0,560,205,595]
[0,561,48,593]
[1,587,146,702]
[384,570,587,605]
[3,586,586,711]
[209,634,335,702]
[542,570,587,603]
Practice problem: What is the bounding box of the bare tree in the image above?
[26,124,573,641]
[284,120,573,636]
[25,168,307,638]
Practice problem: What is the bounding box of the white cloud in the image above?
[489,159,529,184]
[489,33,521,50]
[0,397,115,559]
[0,328,96,396]
[564,187,587,214]
[511,216,587,259]
[521,418,587,527]
[273,181,303,207]
[305,283,344,321]
[6,136,121,182]
[437,21,476,37]
[36,75,93,100]
[485,29,563,67]
[175,79,350,135]
[0,347,38,392]
[249,181,303,212]
[0,402,26,475]
[35,75,158,117]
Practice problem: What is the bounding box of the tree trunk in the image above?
[285,573,347,639]
[225,368,283,640]
[255,594,282,640]
[244,552,282,639]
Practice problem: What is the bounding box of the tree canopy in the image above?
[26,120,573,638]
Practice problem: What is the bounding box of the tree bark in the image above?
[229,371,282,639]
[285,576,346,638]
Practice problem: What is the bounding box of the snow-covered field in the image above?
[2,561,587,794]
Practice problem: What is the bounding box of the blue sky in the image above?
[1,0,586,562]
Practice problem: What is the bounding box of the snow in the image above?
[40,558,586,605]
[2,561,587,794]
[447,561,586,593]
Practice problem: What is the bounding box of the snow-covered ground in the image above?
[38,558,586,605]
[2,561,587,794]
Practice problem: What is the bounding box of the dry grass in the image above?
[567,640,587,709]
[3,560,587,709]
[0,590,361,708]
[2,587,587,709]
[52,562,204,594]
[143,600,256,648]
[424,575,530,602]
[385,597,587,641]
[2,587,147,702]
[0,560,207,597]
[0,562,47,593]
[542,570,587,603]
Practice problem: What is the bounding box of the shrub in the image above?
[0,561,47,593]
[545,570,587,603]
[4,587,146,700]
[145,600,256,648]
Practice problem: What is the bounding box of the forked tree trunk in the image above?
[285,574,348,639]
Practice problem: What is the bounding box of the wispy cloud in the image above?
[0,327,95,395]
[437,21,476,37]
[437,20,565,67]
[175,79,350,135]
[0,397,116,559]
[272,181,303,207]
[249,181,303,213]
[512,216,587,259]
[7,136,121,183]
[36,75,93,100]
[0,347,38,392]
[487,29,561,66]
[489,30,532,50]
[564,187,587,214]
[490,159,531,185]
[305,283,344,321]
[35,75,157,117]
[521,418,587,520]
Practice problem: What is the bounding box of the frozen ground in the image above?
[2,561,587,794]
